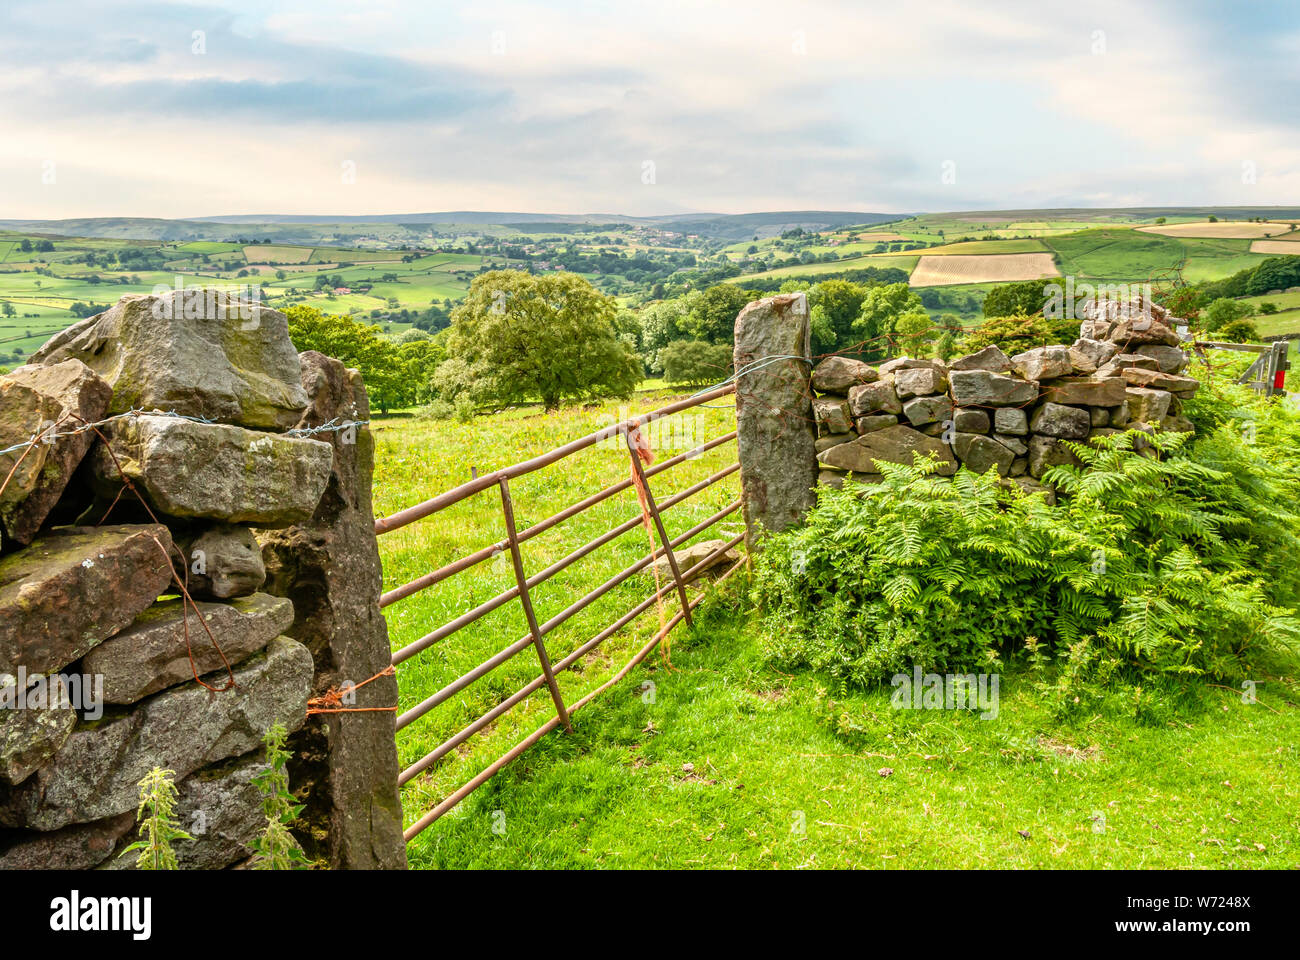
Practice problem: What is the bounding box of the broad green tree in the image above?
[854,282,924,359]
[443,270,641,411]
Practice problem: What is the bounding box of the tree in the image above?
[809,279,868,353]
[854,282,923,360]
[1259,302,1278,315]
[963,312,1059,353]
[895,310,937,357]
[442,270,641,411]
[1218,319,1259,343]
[1245,256,1300,297]
[1,302,14,318]
[1202,297,1249,333]
[681,283,751,344]
[983,279,1053,318]
[284,306,402,413]
[660,339,733,388]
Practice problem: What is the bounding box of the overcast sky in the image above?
[1,0,1296,219]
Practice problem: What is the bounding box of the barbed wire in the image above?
[0,407,368,460]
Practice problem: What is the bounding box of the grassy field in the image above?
[909,252,1059,287]
[371,395,1300,870]
[370,394,743,863]
[412,599,1299,869]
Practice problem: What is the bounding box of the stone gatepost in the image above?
[261,351,408,870]
[733,292,817,547]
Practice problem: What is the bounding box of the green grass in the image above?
[408,594,1300,869]
[371,394,743,849]
[374,399,1300,870]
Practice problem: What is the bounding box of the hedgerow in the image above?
[754,375,1300,691]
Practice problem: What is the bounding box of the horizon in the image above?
[8,203,1300,228]
[2,0,1298,219]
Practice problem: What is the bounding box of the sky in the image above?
[1,0,1297,220]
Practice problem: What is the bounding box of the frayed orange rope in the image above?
[628,425,674,669]
[307,666,397,715]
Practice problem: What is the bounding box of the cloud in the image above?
[0,0,1294,217]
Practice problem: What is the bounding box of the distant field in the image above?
[727,254,917,283]
[310,247,407,263]
[909,253,1059,287]
[175,241,243,254]
[243,244,314,263]
[1138,221,1295,239]
[1251,240,1300,255]
[884,238,1046,257]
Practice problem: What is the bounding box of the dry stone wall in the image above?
[811,297,1200,498]
[735,295,1201,527]
[0,290,406,870]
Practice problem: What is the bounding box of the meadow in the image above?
[369,392,743,859]
[372,384,1300,870]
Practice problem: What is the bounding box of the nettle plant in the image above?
[756,385,1300,693]
[249,721,312,870]
[122,767,192,870]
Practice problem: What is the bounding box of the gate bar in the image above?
[499,476,573,733]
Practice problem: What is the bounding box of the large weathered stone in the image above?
[1126,387,1173,424]
[0,811,135,870]
[1027,435,1083,479]
[949,370,1038,407]
[82,593,293,705]
[812,396,853,435]
[1134,344,1188,374]
[32,291,309,430]
[105,753,270,871]
[1096,353,1161,379]
[1011,346,1072,381]
[0,674,77,785]
[1039,376,1127,407]
[854,413,898,434]
[0,524,173,676]
[993,433,1029,457]
[993,407,1029,436]
[1030,402,1092,439]
[182,524,267,599]
[91,415,332,527]
[879,357,945,375]
[0,361,113,546]
[953,408,990,433]
[1079,297,1181,347]
[902,395,952,427]
[952,432,1015,476]
[893,367,948,399]
[949,345,1011,373]
[820,424,956,476]
[1120,367,1200,396]
[645,539,740,583]
[733,295,817,541]
[815,434,854,454]
[0,636,311,831]
[259,351,407,870]
[848,377,902,416]
[810,356,877,394]
[1067,338,1119,375]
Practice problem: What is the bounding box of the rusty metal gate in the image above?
[373,384,745,842]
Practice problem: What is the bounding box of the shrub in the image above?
[660,339,734,388]
[1218,319,1260,343]
[754,393,1300,691]
[962,312,1069,353]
